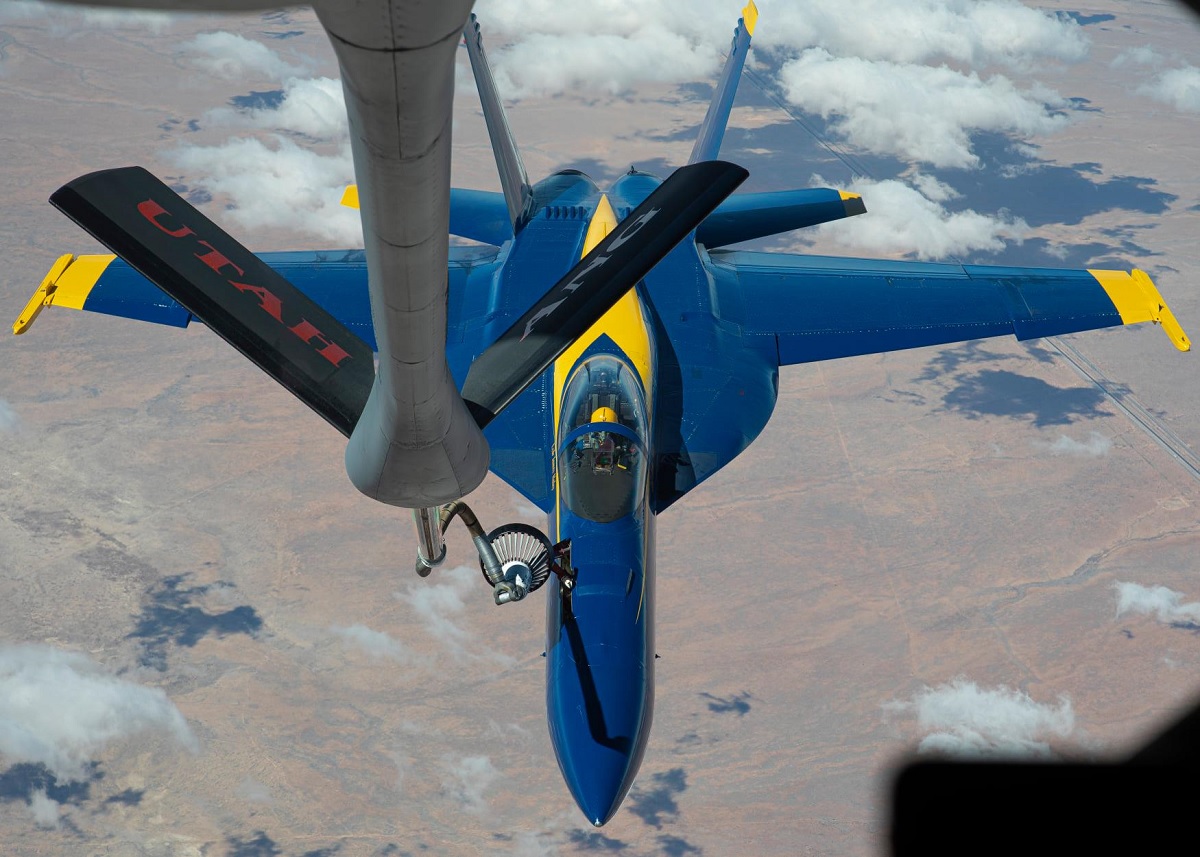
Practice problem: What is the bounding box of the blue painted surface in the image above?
[689,8,754,164]
[546,349,655,827]
[449,188,512,246]
[83,258,192,328]
[697,188,855,248]
[38,2,1185,825]
[67,148,1149,832]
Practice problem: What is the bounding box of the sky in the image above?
[12,0,1191,262]
[2,1,1200,854]
[80,0,1195,264]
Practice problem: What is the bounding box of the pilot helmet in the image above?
[591,406,618,424]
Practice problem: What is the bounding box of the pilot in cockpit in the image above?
[572,407,637,475]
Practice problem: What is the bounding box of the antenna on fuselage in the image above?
[463,14,533,229]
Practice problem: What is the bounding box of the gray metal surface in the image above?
[463,13,531,227]
[315,0,489,508]
[47,0,491,510]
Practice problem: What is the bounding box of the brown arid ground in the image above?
[0,2,1199,855]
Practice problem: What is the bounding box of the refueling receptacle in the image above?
[412,501,560,605]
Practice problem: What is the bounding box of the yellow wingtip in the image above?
[341,185,359,209]
[13,254,74,335]
[838,190,861,201]
[1091,268,1190,352]
[741,1,758,36]
[12,253,117,335]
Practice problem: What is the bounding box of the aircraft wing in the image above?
[14,245,558,499]
[710,250,1190,364]
[15,247,501,354]
[647,248,1188,512]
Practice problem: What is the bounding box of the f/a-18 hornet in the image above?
[14,0,1189,826]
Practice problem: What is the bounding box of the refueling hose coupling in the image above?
[437,501,505,588]
[414,501,554,606]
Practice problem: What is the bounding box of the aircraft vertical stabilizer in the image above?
[687,1,757,164]
[464,14,532,230]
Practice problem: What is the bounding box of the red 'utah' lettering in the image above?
[137,197,352,368]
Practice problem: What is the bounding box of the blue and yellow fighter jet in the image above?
[12,4,1190,826]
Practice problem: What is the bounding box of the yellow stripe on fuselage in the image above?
[551,194,654,433]
[551,194,655,539]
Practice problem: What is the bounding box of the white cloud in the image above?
[331,624,412,663]
[395,567,515,667]
[170,67,357,245]
[777,49,1070,168]
[814,174,1028,259]
[472,0,1085,175]
[473,0,1087,99]
[489,28,722,99]
[442,754,498,815]
[1114,582,1200,625]
[753,0,1088,68]
[167,135,361,246]
[0,645,196,781]
[388,749,408,794]
[885,679,1075,759]
[513,499,545,523]
[1112,46,1160,68]
[0,399,18,432]
[0,1,176,30]
[1139,66,1200,113]
[207,76,347,139]
[181,31,305,81]
[399,565,477,658]
[27,790,60,830]
[1043,432,1112,457]
[235,777,273,804]
[474,0,733,98]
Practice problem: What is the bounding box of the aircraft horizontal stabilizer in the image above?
[696,187,865,248]
[342,185,513,246]
[461,159,748,427]
[49,167,375,437]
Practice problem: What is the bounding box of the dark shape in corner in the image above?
[104,788,144,807]
[891,688,1200,854]
[226,831,282,857]
[657,833,704,857]
[1061,11,1117,25]
[941,369,1113,427]
[230,90,285,111]
[129,574,263,671]
[946,131,1176,230]
[626,768,688,829]
[700,691,752,716]
[0,762,101,806]
[568,828,630,852]
[915,340,1057,384]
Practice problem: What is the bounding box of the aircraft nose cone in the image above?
[563,743,635,827]
[547,644,651,826]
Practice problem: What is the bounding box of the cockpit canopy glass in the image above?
[557,357,648,523]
